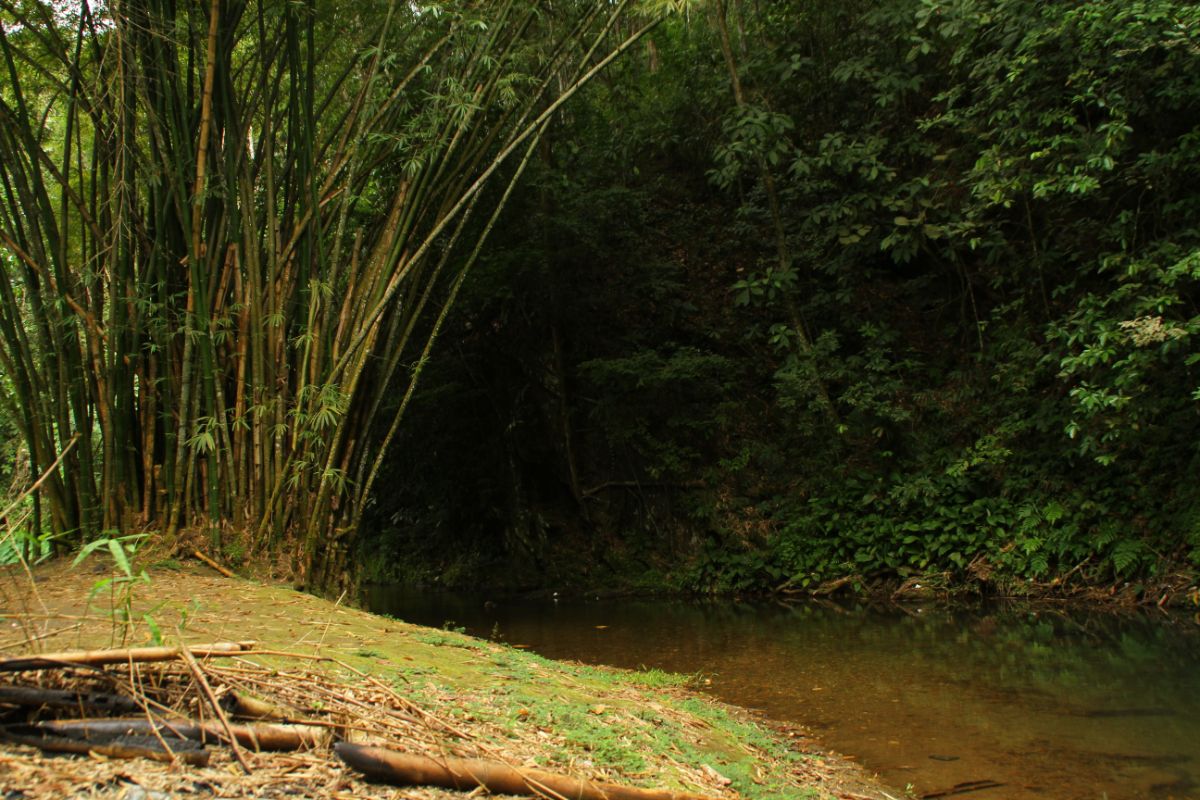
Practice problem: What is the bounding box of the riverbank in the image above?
[0,559,896,800]
[363,535,1199,611]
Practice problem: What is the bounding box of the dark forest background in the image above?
[361,0,1200,596]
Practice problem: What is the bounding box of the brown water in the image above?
[362,590,1200,800]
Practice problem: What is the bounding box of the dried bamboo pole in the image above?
[38,718,330,752]
[0,727,211,766]
[335,744,725,800]
[0,641,257,672]
[191,548,237,579]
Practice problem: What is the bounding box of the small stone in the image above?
[701,765,732,786]
[122,787,174,800]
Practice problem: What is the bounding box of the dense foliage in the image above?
[362,0,1200,596]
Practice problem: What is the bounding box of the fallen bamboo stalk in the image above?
[39,718,331,751]
[192,548,237,578]
[0,686,141,714]
[335,743,724,800]
[0,641,257,672]
[0,727,210,766]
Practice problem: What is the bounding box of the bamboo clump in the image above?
[0,0,663,589]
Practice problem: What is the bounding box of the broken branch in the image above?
[191,548,237,578]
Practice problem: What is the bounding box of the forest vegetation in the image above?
[2,0,1200,600]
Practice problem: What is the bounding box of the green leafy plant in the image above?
[72,533,159,645]
[0,527,61,568]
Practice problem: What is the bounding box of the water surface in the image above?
[363,589,1200,800]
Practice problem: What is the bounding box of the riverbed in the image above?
[363,590,1200,800]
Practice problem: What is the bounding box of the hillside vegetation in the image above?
[1,0,1198,600]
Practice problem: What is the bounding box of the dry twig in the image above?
[177,643,253,773]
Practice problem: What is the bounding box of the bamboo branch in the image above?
[177,643,253,773]
[0,433,80,523]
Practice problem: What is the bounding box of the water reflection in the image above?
[362,588,1200,800]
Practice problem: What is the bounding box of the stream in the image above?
[362,589,1200,800]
